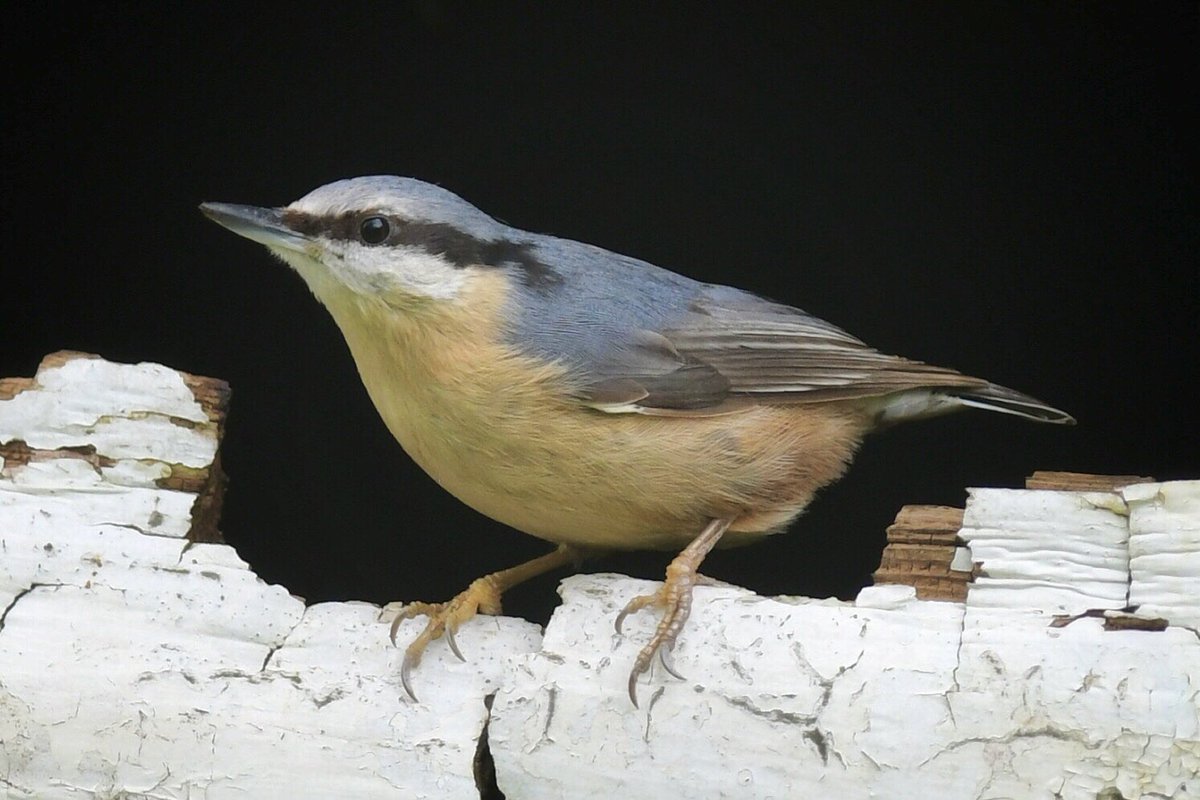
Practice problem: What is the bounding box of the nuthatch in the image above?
[201,176,1072,705]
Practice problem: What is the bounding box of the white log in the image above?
[0,353,542,799]
[490,486,1199,799]
[2,354,1197,799]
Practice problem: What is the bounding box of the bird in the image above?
[200,176,1072,706]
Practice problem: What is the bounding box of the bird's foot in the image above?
[387,545,578,701]
[389,575,503,701]
[615,518,733,707]
[616,564,711,706]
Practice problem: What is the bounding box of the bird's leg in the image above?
[390,544,579,700]
[616,517,734,706]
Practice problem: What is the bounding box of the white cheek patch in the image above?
[344,242,467,301]
[278,239,468,303]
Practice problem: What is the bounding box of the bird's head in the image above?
[201,176,524,311]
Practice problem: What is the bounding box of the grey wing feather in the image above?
[665,289,989,399]
[573,286,1072,423]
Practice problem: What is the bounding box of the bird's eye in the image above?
[359,215,391,245]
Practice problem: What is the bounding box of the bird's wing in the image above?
[575,287,1072,423]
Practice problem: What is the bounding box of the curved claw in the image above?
[628,667,642,708]
[624,592,685,708]
[394,613,464,701]
[397,615,445,702]
[658,643,684,680]
[445,621,466,662]
[401,653,419,702]
[390,601,445,645]
[615,592,657,634]
[626,643,684,707]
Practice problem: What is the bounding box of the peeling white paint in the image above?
[491,483,1200,800]
[961,487,1133,612]
[1125,481,1200,630]
[0,355,543,799]
[0,356,216,468]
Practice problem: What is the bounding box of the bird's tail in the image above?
[954,382,1076,424]
[871,382,1075,426]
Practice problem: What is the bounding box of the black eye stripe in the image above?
[279,210,563,292]
[281,209,389,242]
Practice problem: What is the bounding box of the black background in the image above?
[5,4,1196,625]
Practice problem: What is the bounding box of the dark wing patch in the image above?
[578,329,732,411]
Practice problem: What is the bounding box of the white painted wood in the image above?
[959,487,1132,612]
[0,354,543,799]
[1125,480,1200,630]
[3,354,1197,799]
[491,482,1200,800]
[0,355,216,467]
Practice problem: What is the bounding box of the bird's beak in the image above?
[199,202,309,254]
